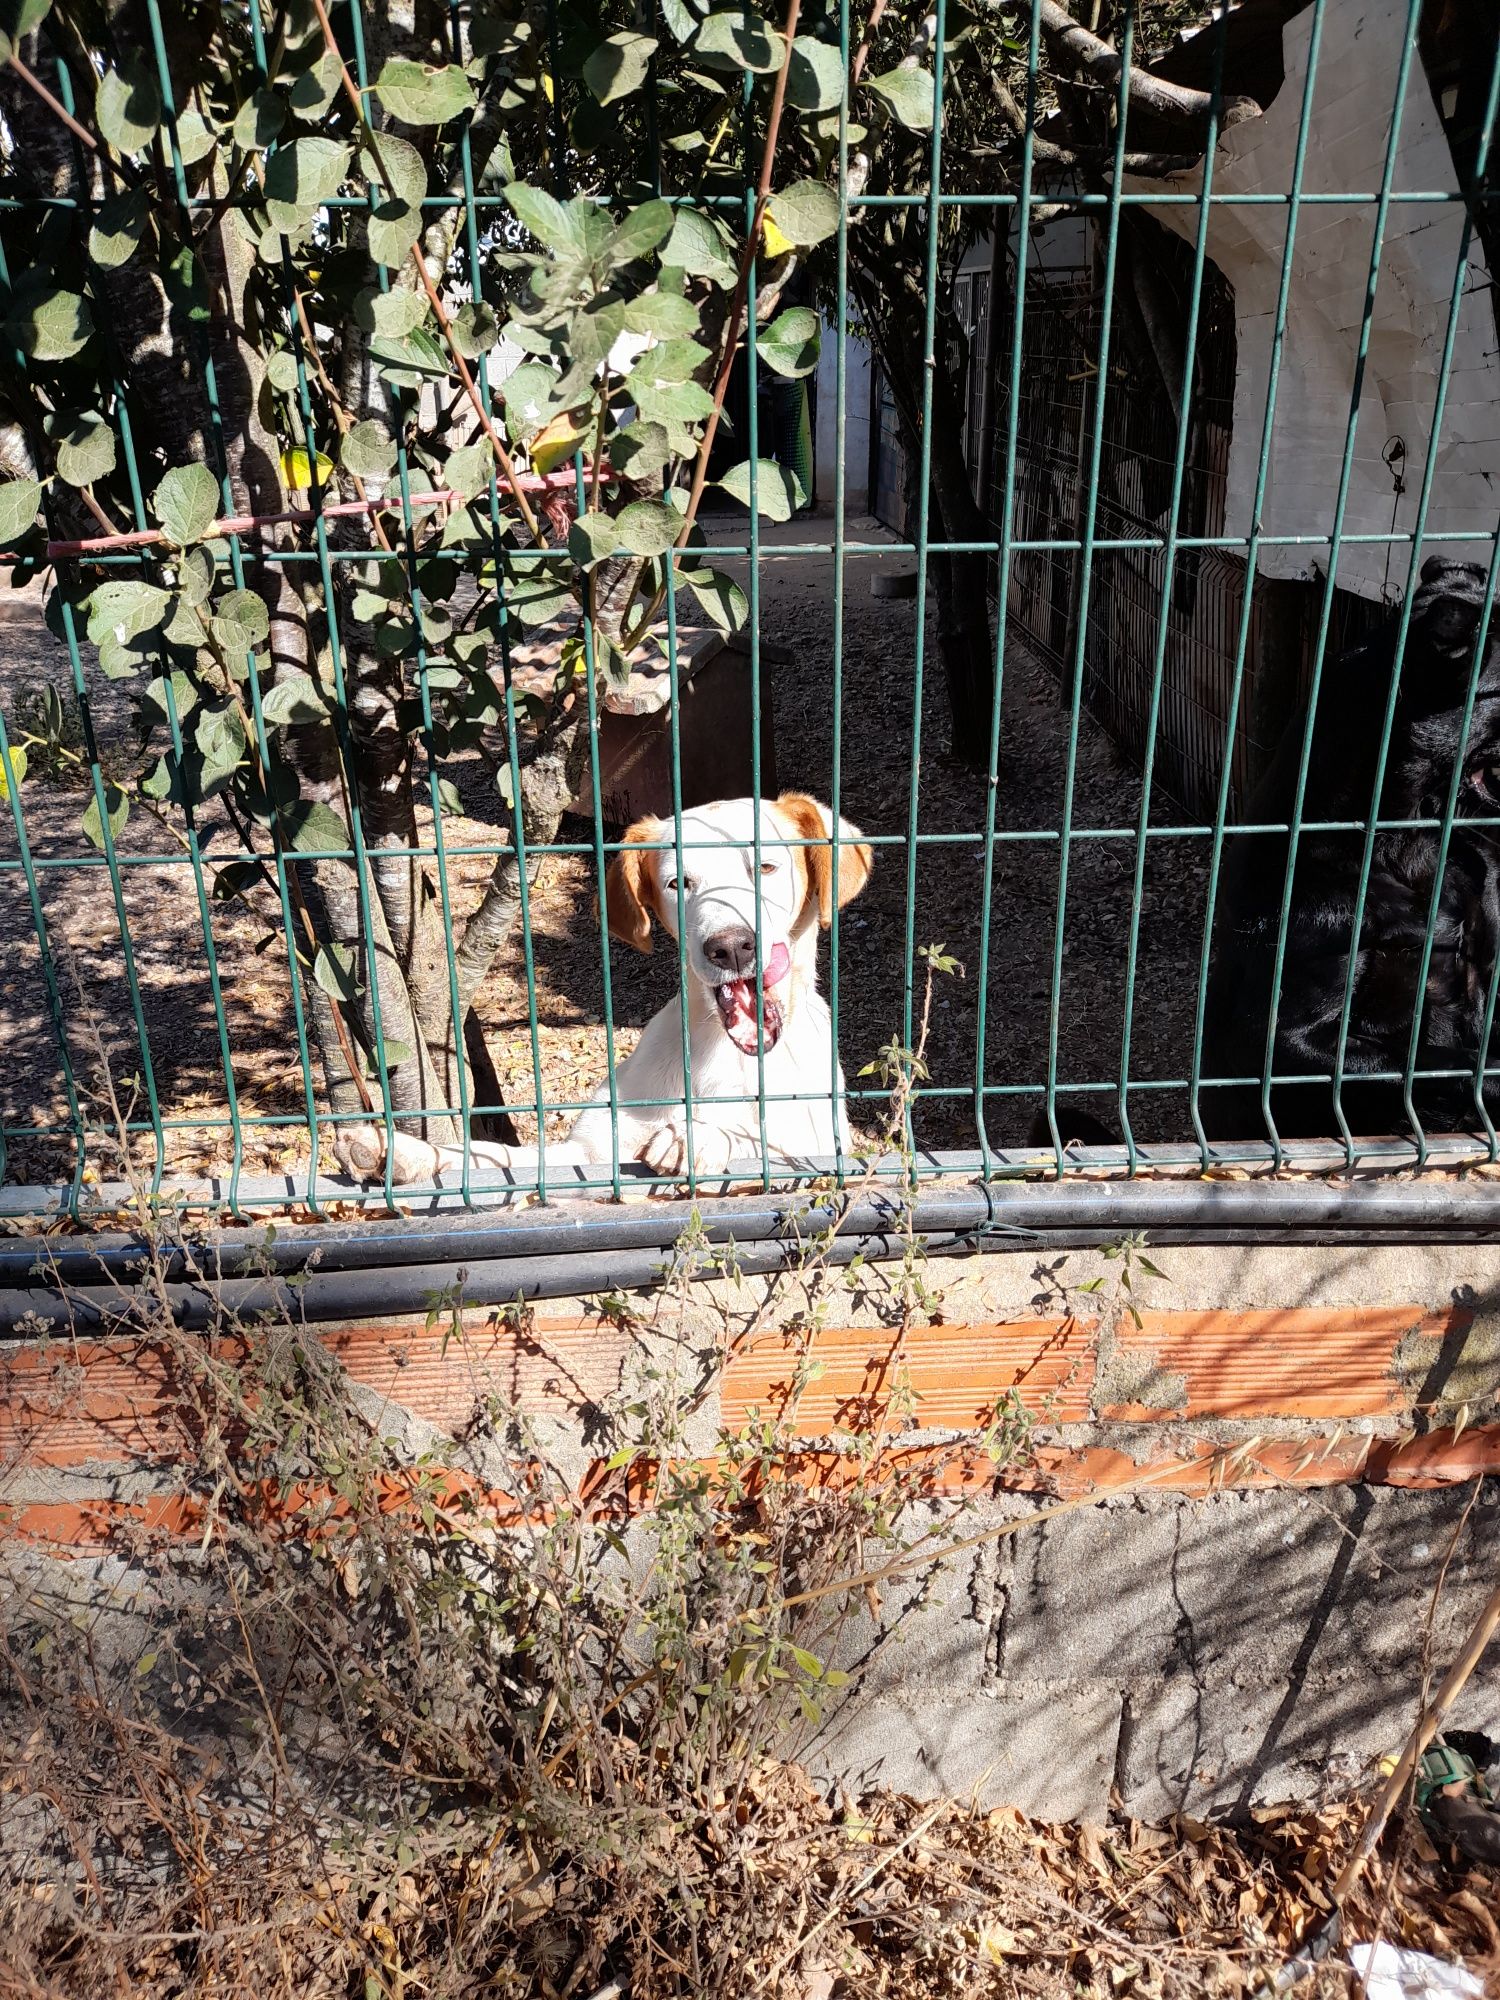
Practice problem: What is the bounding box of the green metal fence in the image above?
[0,0,1497,1218]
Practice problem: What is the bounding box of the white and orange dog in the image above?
[352,793,872,1189]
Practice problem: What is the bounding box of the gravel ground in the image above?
[0,518,1213,1186]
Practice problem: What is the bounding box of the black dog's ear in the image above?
[1412,558,1489,662]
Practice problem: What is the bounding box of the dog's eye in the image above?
[664,876,696,896]
[759,861,778,876]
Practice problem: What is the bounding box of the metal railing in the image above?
[0,0,1496,1218]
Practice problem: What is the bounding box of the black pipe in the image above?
[5,1178,1500,1332]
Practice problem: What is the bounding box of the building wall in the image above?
[1125,0,1498,604]
[813,322,872,515]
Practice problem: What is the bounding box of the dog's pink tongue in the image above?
[764,942,791,987]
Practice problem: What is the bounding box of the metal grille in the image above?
[0,0,1497,1217]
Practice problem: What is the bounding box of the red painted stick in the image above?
[44,468,606,561]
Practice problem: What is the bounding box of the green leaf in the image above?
[96,56,161,154]
[233,88,286,151]
[210,588,270,653]
[85,580,169,646]
[285,800,349,853]
[174,108,217,164]
[265,349,301,394]
[368,196,423,269]
[607,198,675,268]
[212,857,265,901]
[661,208,737,288]
[622,292,699,340]
[596,631,635,691]
[629,373,715,426]
[363,133,428,211]
[584,30,657,104]
[787,36,843,111]
[369,328,452,388]
[504,182,581,255]
[17,288,93,362]
[81,782,128,852]
[288,49,343,119]
[312,941,358,1002]
[263,137,352,237]
[680,566,748,633]
[659,0,695,41]
[163,597,202,648]
[357,286,428,338]
[152,464,221,546]
[631,335,710,387]
[340,420,397,479]
[614,499,680,558]
[435,776,464,816]
[261,672,326,727]
[88,186,149,268]
[0,0,51,66]
[194,701,247,791]
[717,458,805,521]
[443,438,492,503]
[449,301,499,358]
[139,753,178,801]
[867,64,936,130]
[568,510,620,568]
[141,669,198,724]
[696,9,785,72]
[0,477,42,546]
[758,306,821,378]
[163,244,209,325]
[766,179,839,247]
[54,413,117,487]
[176,546,216,608]
[612,419,672,480]
[375,57,476,126]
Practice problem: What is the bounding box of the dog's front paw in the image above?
[638,1122,733,1181]
[340,1124,445,1186]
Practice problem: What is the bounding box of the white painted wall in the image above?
[1126,0,1497,602]
[813,322,872,514]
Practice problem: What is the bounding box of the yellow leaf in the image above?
[0,744,26,801]
[762,211,794,258]
[281,447,335,491]
[528,412,588,475]
[540,71,554,103]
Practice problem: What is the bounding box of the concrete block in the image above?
[999,1485,1500,1691]
[816,1500,1007,1696]
[810,1682,1122,1823]
[1119,1667,1500,1824]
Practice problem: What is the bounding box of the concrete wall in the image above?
[5,1234,1500,1824]
[813,325,872,514]
[1126,0,1498,601]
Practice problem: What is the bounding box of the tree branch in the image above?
[1036,0,1260,130]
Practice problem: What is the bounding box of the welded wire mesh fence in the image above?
[0,0,1496,1216]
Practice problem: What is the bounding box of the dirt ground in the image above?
[0,518,1212,1186]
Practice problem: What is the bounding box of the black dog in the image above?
[1201,558,1500,1143]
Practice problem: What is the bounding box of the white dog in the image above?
[351,793,872,1189]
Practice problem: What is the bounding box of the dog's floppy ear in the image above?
[776,792,874,928]
[605,816,661,952]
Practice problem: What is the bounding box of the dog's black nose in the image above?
[704,925,758,976]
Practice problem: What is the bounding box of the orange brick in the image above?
[0,1314,628,1470]
[720,1317,1094,1436]
[1096,1305,1450,1420]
